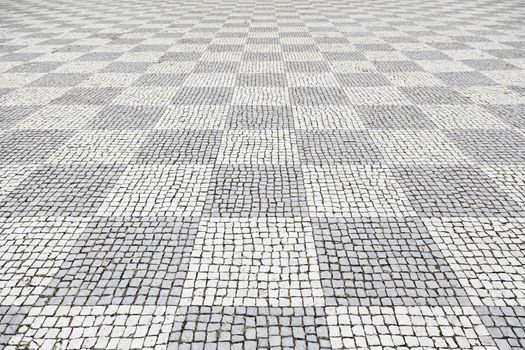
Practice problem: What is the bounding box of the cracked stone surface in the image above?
[0,0,524,349]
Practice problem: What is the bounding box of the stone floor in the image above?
[0,0,524,348]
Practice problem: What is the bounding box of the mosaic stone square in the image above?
[87,105,167,130]
[0,106,37,129]
[292,106,364,130]
[289,87,350,105]
[421,105,508,130]
[326,306,497,349]
[303,165,416,218]
[236,73,287,87]
[216,130,300,165]
[131,73,188,87]
[0,130,74,165]
[0,165,35,203]
[400,86,472,105]
[1,0,525,348]
[336,72,391,87]
[97,165,212,217]
[481,164,525,204]
[356,104,435,129]
[172,87,234,105]
[391,165,525,217]
[154,105,229,130]
[48,130,146,165]
[446,129,525,165]
[0,87,72,106]
[29,73,89,88]
[225,105,293,129]
[424,217,525,308]
[207,165,308,218]
[371,129,470,165]
[16,105,103,130]
[0,217,91,316]
[484,104,525,128]
[345,86,411,106]
[134,130,222,164]
[169,306,331,349]
[312,217,469,307]
[297,130,383,165]
[10,305,175,349]
[180,218,324,307]
[47,216,198,307]
[0,164,124,217]
[476,306,525,350]
[52,87,123,105]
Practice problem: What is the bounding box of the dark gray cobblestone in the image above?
[0,0,524,348]
[168,306,332,349]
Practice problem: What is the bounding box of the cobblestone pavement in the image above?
[0,0,524,349]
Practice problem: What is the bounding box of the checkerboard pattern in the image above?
[0,0,524,349]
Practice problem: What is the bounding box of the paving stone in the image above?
[326,306,497,349]
[207,165,308,218]
[225,105,293,129]
[297,130,383,165]
[303,164,416,217]
[97,165,213,217]
[134,130,222,164]
[1,0,524,348]
[312,217,469,307]
[10,304,174,349]
[180,218,324,307]
[52,87,123,105]
[355,105,435,129]
[47,216,198,307]
[0,164,125,217]
[169,306,331,349]
[424,217,525,308]
[391,165,525,217]
[88,105,167,130]
[446,129,525,165]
